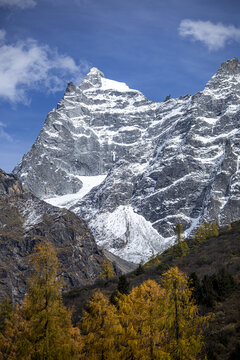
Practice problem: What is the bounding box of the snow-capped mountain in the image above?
[14,58,240,263]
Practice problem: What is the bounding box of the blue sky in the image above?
[0,0,240,172]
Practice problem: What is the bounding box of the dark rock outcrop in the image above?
[0,169,107,302]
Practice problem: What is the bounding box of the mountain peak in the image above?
[204,57,240,93]
[78,67,104,90]
[79,67,138,93]
[219,57,240,74]
[14,58,240,264]
[89,67,104,77]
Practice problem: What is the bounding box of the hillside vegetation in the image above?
[64,221,240,360]
[0,242,208,359]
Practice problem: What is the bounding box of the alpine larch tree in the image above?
[0,241,82,360]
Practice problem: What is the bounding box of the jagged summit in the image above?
[65,68,105,93]
[220,57,240,73]
[14,59,240,263]
[78,66,138,93]
[64,67,138,95]
[77,66,104,91]
[213,57,240,79]
[89,67,105,77]
[204,57,240,95]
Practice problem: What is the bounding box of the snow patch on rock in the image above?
[101,78,137,92]
[89,205,174,264]
[45,175,107,208]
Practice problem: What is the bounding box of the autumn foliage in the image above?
[0,242,82,359]
[0,242,208,359]
[194,222,219,242]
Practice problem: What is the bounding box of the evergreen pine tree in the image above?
[110,275,130,307]
[201,275,216,307]
[188,272,202,304]
[117,275,129,295]
[212,267,235,300]
[109,290,118,306]
[135,263,144,275]
[173,224,189,258]
[175,224,184,244]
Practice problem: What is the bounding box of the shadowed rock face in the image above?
[13,58,240,263]
[0,169,107,302]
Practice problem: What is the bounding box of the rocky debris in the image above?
[102,249,137,274]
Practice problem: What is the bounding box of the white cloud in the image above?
[0,32,89,103]
[0,122,12,142]
[0,0,36,9]
[179,19,240,51]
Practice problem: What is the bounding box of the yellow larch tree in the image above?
[0,241,82,360]
[118,280,170,360]
[195,222,219,242]
[0,304,30,360]
[100,260,114,281]
[0,297,13,335]
[23,241,82,359]
[79,291,123,360]
[162,267,208,360]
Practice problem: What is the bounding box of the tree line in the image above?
[0,242,208,360]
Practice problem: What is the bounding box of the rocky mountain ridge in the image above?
[0,169,110,302]
[14,58,240,263]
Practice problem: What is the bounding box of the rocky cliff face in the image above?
[13,67,156,199]
[14,58,240,263]
[0,169,109,302]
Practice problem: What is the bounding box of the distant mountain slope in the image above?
[14,58,240,263]
[64,222,240,360]
[0,169,108,302]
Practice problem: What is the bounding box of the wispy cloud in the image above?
[0,0,36,9]
[179,19,240,51]
[0,122,12,142]
[0,30,89,104]
[0,0,90,9]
